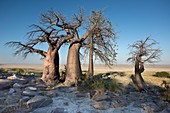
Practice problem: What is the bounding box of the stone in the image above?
[20,96,31,103]
[1,103,20,113]
[0,105,5,112]
[22,90,39,97]
[92,90,109,101]
[46,91,59,97]
[35,84,46,89]
[27,95,53,109]
[25,86,37,91]
[111,100,123,108]
[51,107,68,113]
[141,102,161,112]
[91,101,110,110]
[0,97,6,105]
[5,95,21,105]
[8,88,16,94]
[14,79,29,85]
[160,107,170,113]
[0,79,13,90]
[92,94,109,101]
[76,92,90,98]
[114,105,145,113]
[13,83,24,88]
[7,73,20,80]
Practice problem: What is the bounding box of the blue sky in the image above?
[0,0,170,64]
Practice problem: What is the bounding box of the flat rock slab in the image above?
[91,101,110,110]
[23,90,40,97]
[0,103,20,113]
[27,95,53,109]
[51,107,68,113]
[0,79,13,90]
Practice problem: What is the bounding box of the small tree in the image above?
[83,11,117,77]
[127,36,161,91]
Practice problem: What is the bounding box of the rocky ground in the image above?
[0,73,170,113]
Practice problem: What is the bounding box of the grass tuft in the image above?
[153,71,170,78]
[78,74,119,92]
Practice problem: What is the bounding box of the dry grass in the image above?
[1,64,170,87]
[93,71,170,87]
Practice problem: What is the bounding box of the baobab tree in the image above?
[65,10,117,85]
[6,10,83,84]
[65,11,96,85]
[83,11,117,77]
[127,36,161,91]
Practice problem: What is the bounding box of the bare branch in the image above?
[127,36,161,64]
[81,10,117,66]
[5,41,47,58]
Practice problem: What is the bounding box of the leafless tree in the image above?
[127,36,161,91]
[83,11,117,77]
[6,9,117,85]
[65,10,97,85]
[6,10,83,84]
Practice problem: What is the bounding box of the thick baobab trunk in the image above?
[134,60,146,91]
[87,36,94,77]
[65,43,82,85]
[41,49,60,84]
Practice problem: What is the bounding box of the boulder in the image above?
[20,96,31,103]
[75,92,90,98]
[0,105,5,112]
[22,90,40,97]
[27,95,53,109]
[161,107,170,113]
[25,86,37,91]
[92,90,109,101]
[7,74,20,80]
[0,103,20,113]
[0,97,6,105]
[0,79,13,90]
[5,95,21,105]
[8,88,16,94]
[46,91,59,97]
[111,100,123,108]
[13,83,24,88]
[14,79,29,85]
[92,94,109,101]
[91,101,110,110]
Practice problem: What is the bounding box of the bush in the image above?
[79,75,119,92]
[0,68,6,73]
[7,68,25,74]
[103,71,126,77]
[12,68,25,73]
[118,72,126,77]
[153,71,170,78]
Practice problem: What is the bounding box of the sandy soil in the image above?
[0,64,170,72]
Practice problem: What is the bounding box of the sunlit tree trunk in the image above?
[65,43,82,85]
[41,48,60,84]
[134,57,146,91]
[87,35,94,77]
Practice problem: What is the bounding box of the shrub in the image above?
[103,71,126,78]
[0,68,6,73]
[118,72,126,77]
[159,87,170,101]
[15,68,24,73]
[79,75,119,92]
[153,71,170,78]
[7,68,25,74]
